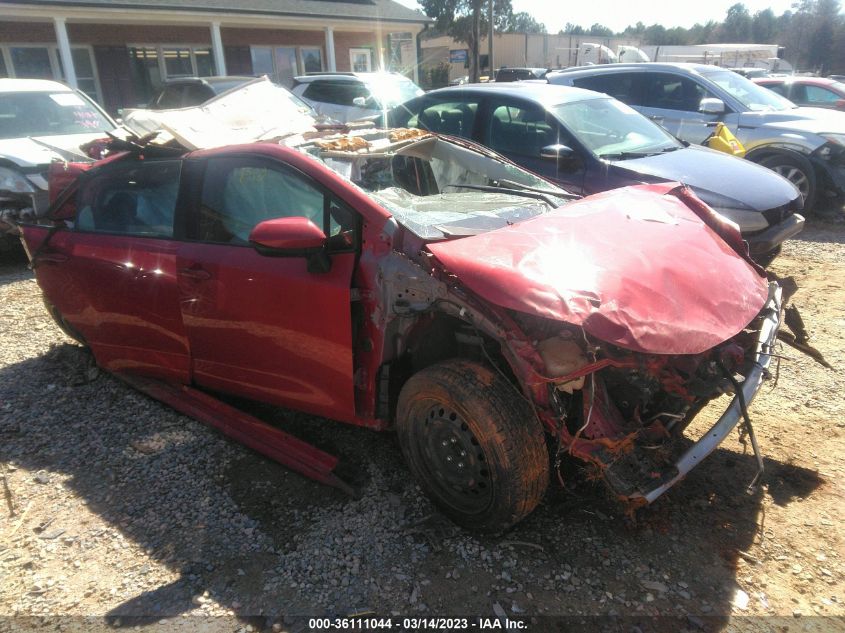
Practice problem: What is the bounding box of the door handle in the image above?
[178,266,211,281]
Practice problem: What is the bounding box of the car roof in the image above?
[294,72,412,83]
[550,62,725,77]
[0,78,74,93]
[427,82,604,106]
[163,76,253,85]
[760,76,838,85]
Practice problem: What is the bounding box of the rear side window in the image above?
[155,86,185,109]
[392,98,478,138]
[183,84,213,106]
[303,81,368,106]
[802,84,841,105]
[641,73,711,112]
[573,73,642,105]
[75,160,181,237]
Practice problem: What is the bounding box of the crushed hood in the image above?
[0,133,106,170]
[427,183,770,355]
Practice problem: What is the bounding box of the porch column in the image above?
[53,17,77,89]
[412,34,420,83]
[210,22,227,76]
[325,27,337,72]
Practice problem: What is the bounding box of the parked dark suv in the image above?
[494,67,548,82]
[146,76,254,109]
[548,63,845,212]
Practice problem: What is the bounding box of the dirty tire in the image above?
[396,359,549,533]
[758,152,817,212]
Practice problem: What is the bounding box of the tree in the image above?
[588,23,614,36]
[719,3,753,42]
[420,0,513,81]
[751,9,778,42]
[560,22,586,35]
[502,11,546,33]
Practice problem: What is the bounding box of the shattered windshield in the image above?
[307,134,572,239]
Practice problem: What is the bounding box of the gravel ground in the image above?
[1,221,845,633]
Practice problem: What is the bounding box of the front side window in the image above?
[488,102,557,157]
[197,157,356,249]
[802,84,842,105]
[75,160,181,237]
[703,69,794,112]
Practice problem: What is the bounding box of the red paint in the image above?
[428,183,769,355]
[249,216,326,250]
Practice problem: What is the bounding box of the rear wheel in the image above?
[396,359,549,533]
[758,152,817,212]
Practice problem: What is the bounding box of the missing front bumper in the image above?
[619,282,782,504]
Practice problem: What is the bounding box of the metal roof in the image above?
[6,0,431,24]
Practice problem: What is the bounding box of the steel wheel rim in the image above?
[771,165,810,200]
[419,404,493,512]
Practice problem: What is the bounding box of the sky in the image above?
[392,0,800,34]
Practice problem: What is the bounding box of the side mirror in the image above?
[249,216,326,251]
[541,144,576,161]
[249,217,331,272]
[353,96,369,107]
[699,97,726,114]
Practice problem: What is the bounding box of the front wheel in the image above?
[758,153,817,212]
[396,359,549,533]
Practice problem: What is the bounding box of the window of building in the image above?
[127,45,217,106]
[350,48,372,72]
[249,46,324,86]
[301,47,323,74]
[1,44,101,102]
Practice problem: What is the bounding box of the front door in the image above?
[176,155,358,421]
[638,72,720,145]
[482,98,586,194]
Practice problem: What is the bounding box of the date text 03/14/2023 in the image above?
[307,617,527,630]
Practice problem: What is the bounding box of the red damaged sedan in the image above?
[20,80,785,532]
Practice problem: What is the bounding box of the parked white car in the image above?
[0,78,119,250]
[291,72,423,123]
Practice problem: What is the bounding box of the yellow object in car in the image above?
[705,122,746,157]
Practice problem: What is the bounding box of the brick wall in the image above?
[0,22,55,42]
[68,24,211,45]
[221,28,324,47]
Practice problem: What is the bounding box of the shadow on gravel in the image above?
[0,343,826,628]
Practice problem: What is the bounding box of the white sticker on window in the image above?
[50,93,86,107]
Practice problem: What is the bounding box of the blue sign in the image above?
[449,49,468,63]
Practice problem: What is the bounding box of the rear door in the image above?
[176,154,359,421]
[29,158,190,381]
